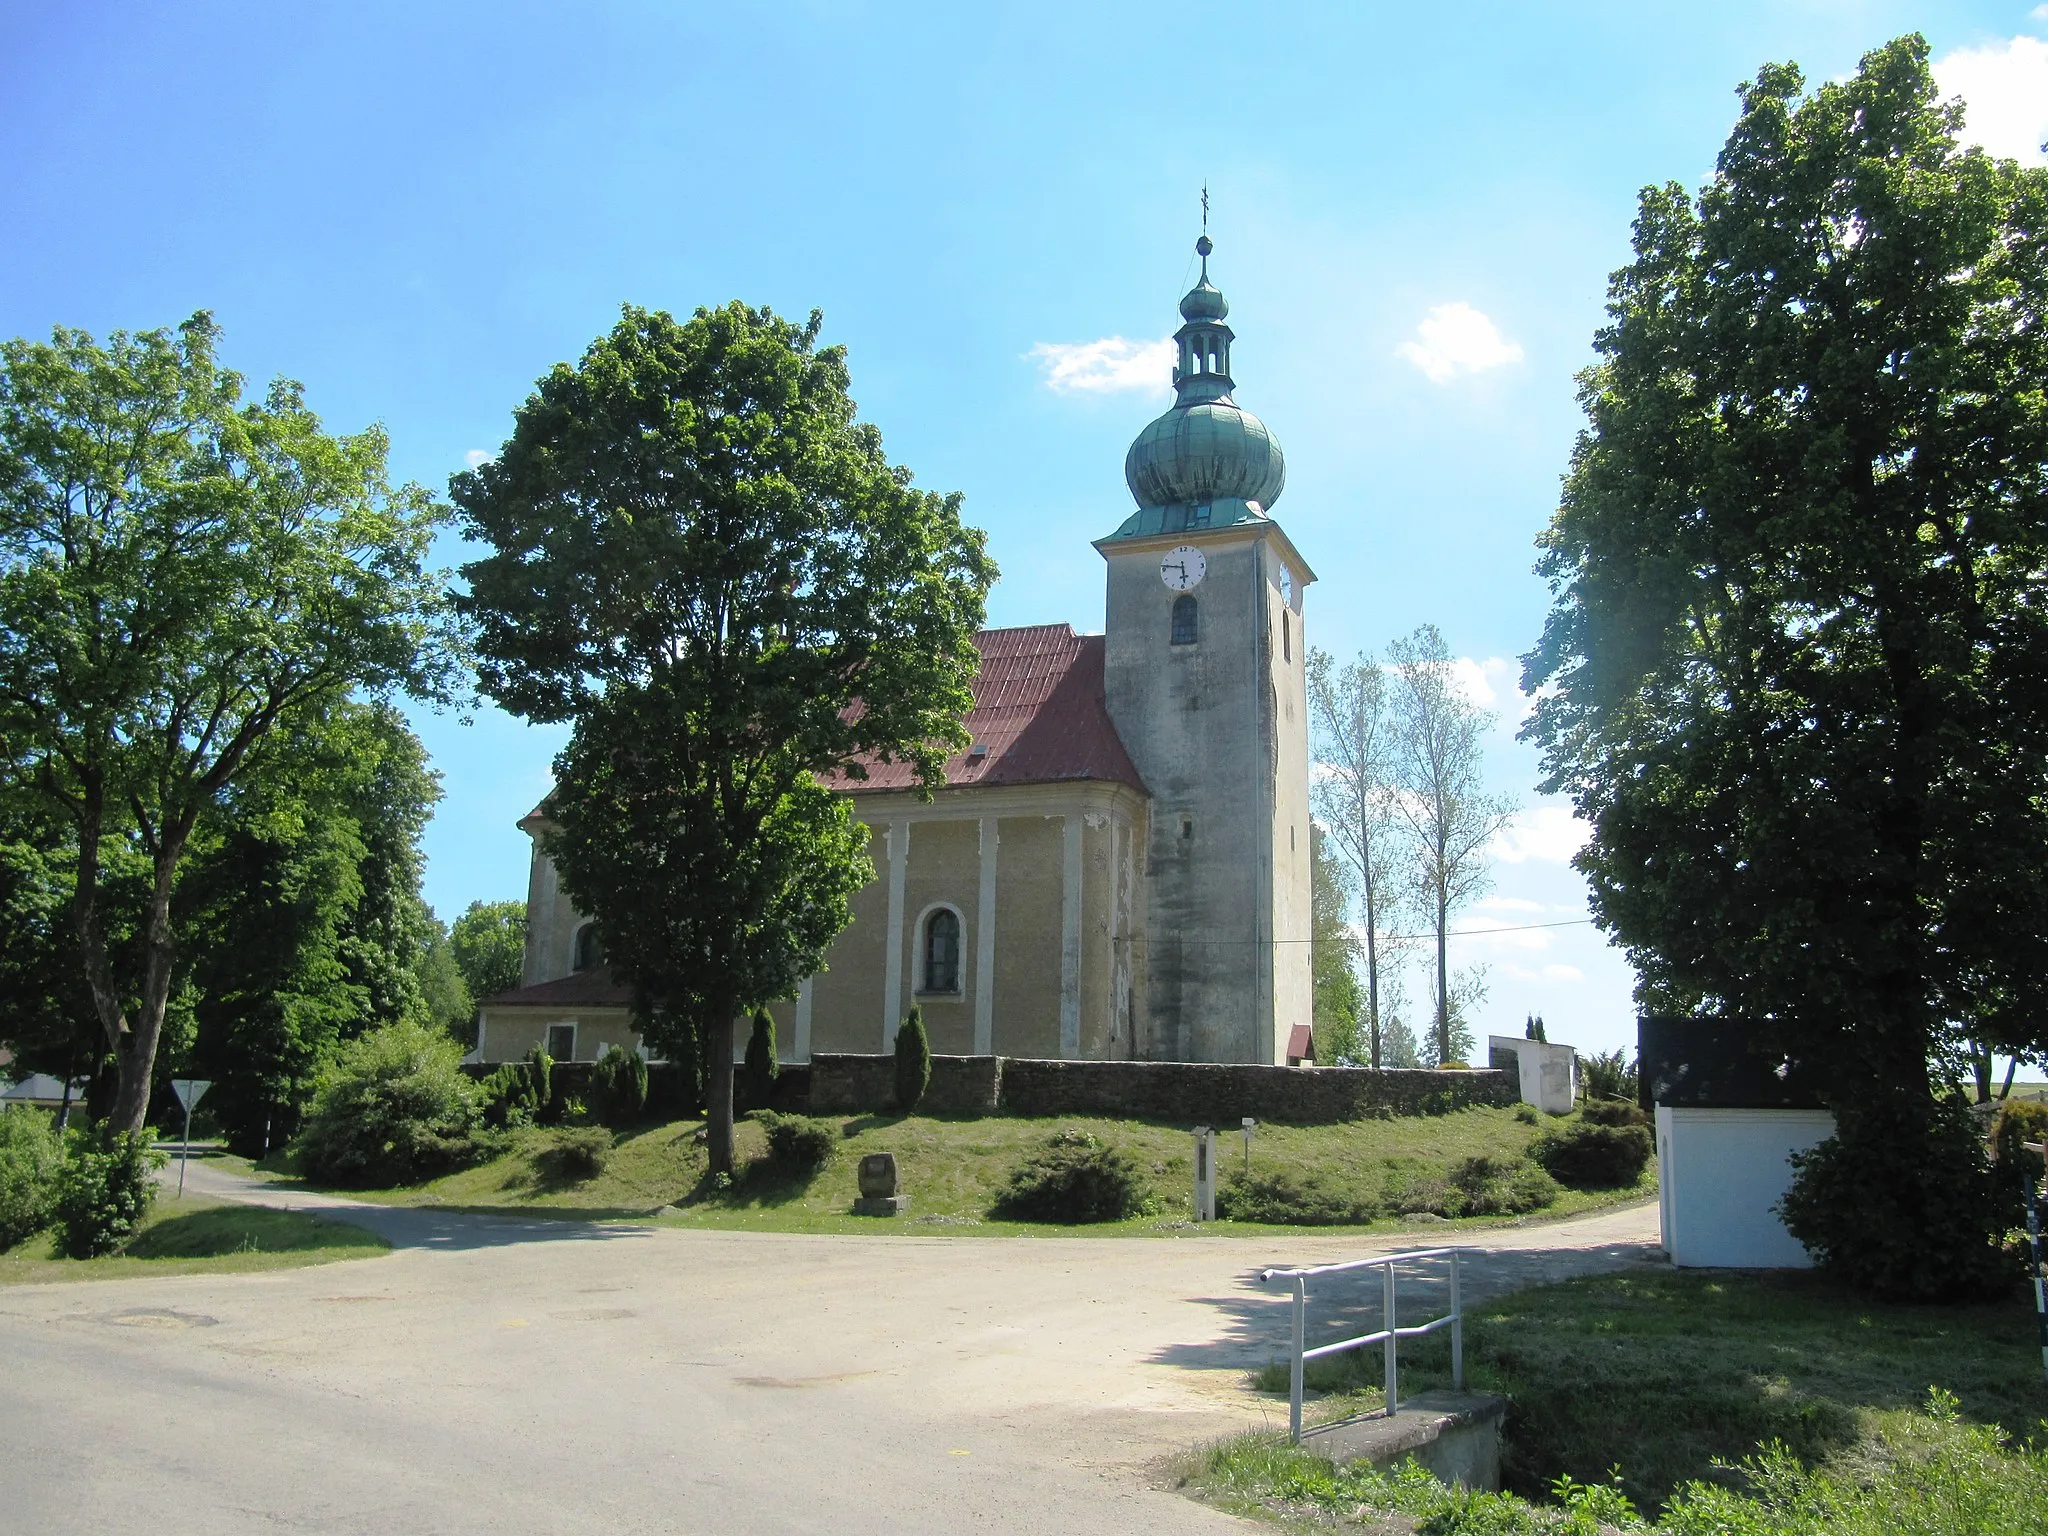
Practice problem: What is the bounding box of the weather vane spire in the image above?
[1197,184,1213,275]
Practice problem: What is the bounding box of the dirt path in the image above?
[0,1163,1662,1535]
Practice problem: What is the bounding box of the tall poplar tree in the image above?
[456,303,993,1174]
[1523,37,2048,1297]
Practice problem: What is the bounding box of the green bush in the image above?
[0,1108,64,1250]
[1990,1099,2048,1214]
[743,1009,778,1109]
[55,1127,165,1258]
[1531,1121,1652,1189]
[295,1019,485,1187]
[760,1112,835,1177]
[589,1046,649,1128]
[1450,1153,1561,1216]
[992,1128,1153,1223]
[1578,1098,1649,1128]
[537,1127,611,1182]
[1781,1095,2011,1302]
[893,1006,930,1112]
[1219,1167,1376,1225]
[479,1061,539,1129]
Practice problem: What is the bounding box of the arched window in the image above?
[922,908,961,994]
[1171,594,1198,646]
[1282,610,1291,662]
[572,922,604,973]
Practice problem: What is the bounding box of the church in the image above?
[475,235,1318,1069]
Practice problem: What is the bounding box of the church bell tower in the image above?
[1096,233,1315,1064]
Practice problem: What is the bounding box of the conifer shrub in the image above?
[1578,1098,1649,1128]
[893,1006,930,1112]
[525,1046,557,1123]
[743,1009,779,1110]
[54,1127,165,1258]
[480,1062,540,1129]
[1578,1048,1638,1104]
[0,1108,64,1250]
[590,1046,649,1128]
[1219,1167,1376,1225]
[1530,1120,1652,1189]
[1450,1153,1560,1216]
[992,1128,1154,1223]
[759,1112,835,1177]
[537,1127,611,1182]
[296,1019,485,1187]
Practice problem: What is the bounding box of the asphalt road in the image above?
[0,1163,1661,1534]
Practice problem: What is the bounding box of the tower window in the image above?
[1171,594,1198,645]
[921,907,961,994]
[572,922,604,973]
[1283,610,1291,662]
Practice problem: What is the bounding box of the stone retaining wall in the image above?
[806,1053,1514,1122]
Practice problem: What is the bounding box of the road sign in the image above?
[170,1080,212,1197]
[171,1079,212,1111]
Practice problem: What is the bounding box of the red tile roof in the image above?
[479,971,633,1009]
[834,624,1147,796]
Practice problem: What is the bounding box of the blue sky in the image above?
[6,3,2046,1064]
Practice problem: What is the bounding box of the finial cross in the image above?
[1201,183,1209,232]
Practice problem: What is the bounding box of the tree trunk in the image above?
[705,1006,738,1176]
[1435,889,1451,1066]
[107,841,187,1133]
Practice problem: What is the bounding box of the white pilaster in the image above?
[975,816,999,1055]
[883,818,909,1050]
[1059,814,1083,1057]
[794,976,814,1064]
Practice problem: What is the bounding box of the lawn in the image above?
[1224,1267,2048,1519]
[255,1103,1655,1238]
[0,1192,389,1283]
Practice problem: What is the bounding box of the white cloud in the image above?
[1029,336,1175,394]
[1932,35,2048,164]
[1491,804,1591,865]
[1541,964,1584,983]
[464,449,490,470]
[1474,896,1547,914]
[1397,302,1524,384]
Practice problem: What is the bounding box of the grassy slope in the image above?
[284,1104,1654,1238]
[0,1192,389,1283]
[1250,1267,2048,1514]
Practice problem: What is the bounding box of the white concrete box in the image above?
[1486,1036,1578,1115]
[1655,1105,1836,1268]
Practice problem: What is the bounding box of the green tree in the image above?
[416,915,474,1040]
[1522,37,2048,1297]
[179,702,446,1153]
[1389,624,1514,1067]
[448,899,526,1002]
[455,303,993,1173]
[0,315,456,1132]
[1308,825,1364,1065]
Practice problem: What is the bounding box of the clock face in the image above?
[1160,545,1207,591]
[1279,567,1295,608]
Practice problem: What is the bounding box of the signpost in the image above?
[1191,1127,1216,1222]
[1240,1116,1257,1175]
[170,1079,212,1198]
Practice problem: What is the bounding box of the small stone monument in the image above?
[854,1151,907,1216]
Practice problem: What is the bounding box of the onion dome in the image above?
[1118,233,1286,526]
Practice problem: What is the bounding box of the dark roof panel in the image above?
[480,971,633,1009]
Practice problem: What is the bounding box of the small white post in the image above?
[1289,1276,1306,1443]
[1450,1249,1464,1391]
[1192,1127,1215,1221]
[1382,1261,1399,1416]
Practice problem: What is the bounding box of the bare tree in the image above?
[1388,625,1516,1067]
[1307,647,1411,1069]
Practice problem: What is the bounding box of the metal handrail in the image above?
[1260,1246,1467,1443]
